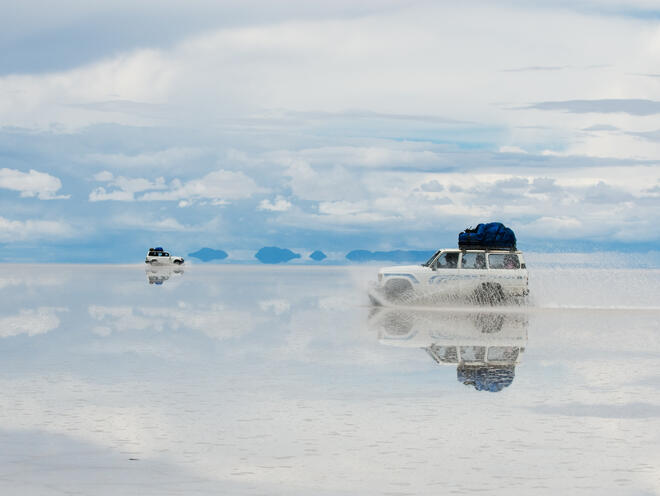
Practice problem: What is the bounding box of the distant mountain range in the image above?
[255,246,301,264]
[309,250,327,261]
[187,247,432,264]
[188,248,228,262]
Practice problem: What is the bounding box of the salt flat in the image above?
[0,264,659,495]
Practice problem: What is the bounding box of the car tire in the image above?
[173,260,182,265]
[474,312,505,333]
[150,260,158,265]
[382,311,414,335]
[473,282,505,306]
[384,279,414,303]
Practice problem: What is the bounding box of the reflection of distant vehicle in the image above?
[369,308,528,392]
[145,247,184,265]
[369,249,528,305]
[145,265,184,285]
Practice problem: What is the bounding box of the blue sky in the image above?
[1,0,659,262]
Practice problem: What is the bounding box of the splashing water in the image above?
[362,264,660,311]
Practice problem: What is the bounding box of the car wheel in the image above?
[382,311,414,335]
[474,313,505,333]
[173,260,182,265]
[150,260,158,265]
[384,279,414,303]
[473,282,505,306]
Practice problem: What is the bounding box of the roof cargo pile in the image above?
[458,222,517,250]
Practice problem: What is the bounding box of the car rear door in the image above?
[458,251,487,294]
[487,253,524,294]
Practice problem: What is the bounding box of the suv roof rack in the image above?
[458,246,517,251]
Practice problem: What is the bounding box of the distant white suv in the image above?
[145,247,184,265]
[370,249,528,305]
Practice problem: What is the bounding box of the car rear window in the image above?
[460,346,486,363]
[488,253,520,269]
[426,345,458,363]
[487,347,520,362]
[461,252,487,269]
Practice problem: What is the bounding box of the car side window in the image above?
[488,253,520,269]
[460,346,486,363]
[435,252,458,269]
[487,346,520,361]
[461,252,486,269]
[427,345,458,363]
[163,252,170,257]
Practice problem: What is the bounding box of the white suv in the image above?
[370,249,528,305]
[145,247,184,265]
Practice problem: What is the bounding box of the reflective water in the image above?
[1,264,659,495]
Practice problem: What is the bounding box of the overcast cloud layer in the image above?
[1,0,659,261]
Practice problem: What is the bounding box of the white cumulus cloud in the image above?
[89,173,167,201]
[0,168,69,200]
[85,147,207,168]
[111,214,187,231]
[90,169,262,205]
[139,169,264,204]
[0,217,75,242]
[258,196,292,212]
[499,146,528,154]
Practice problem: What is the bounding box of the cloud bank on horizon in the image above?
[1,0,659,262]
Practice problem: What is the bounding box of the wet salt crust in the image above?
[1,264,659,495]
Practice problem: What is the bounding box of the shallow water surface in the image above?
[1,264,659,495]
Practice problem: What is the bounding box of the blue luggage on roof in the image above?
[458,222,517,250]
[154,246,164,251]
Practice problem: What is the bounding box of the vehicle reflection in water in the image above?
[369,309,528,392]
[145,265,184,285]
